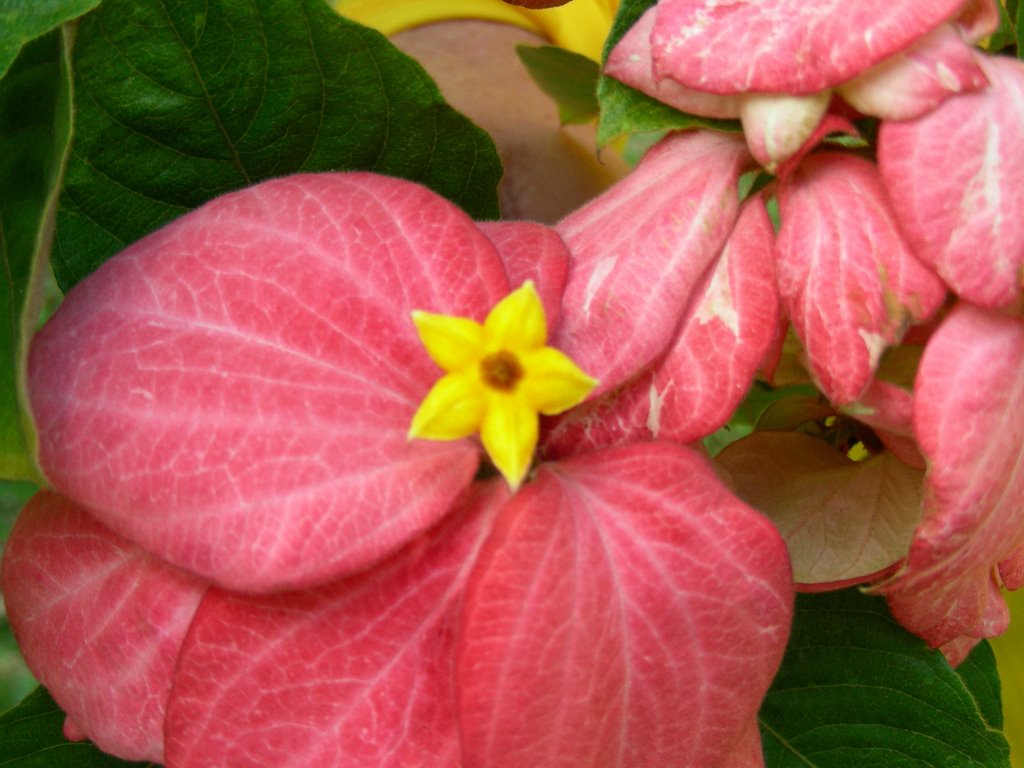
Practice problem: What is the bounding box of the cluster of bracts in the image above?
[2,1,1022,766]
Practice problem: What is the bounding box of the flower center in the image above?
[480,350,524,391]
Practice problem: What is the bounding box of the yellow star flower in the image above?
[409,281,598,489]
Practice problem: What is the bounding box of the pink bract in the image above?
[879,53,1024,311]
[544,193,778,456]
[648,0,964,95]
[7,172,796,765]
[553,130,751,399]
[875,304,1024,657]
[775,153,946,405]
[0,492,206,762]
[28,173,510,593]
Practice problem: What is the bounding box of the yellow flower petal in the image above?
[411,311,485,372]
[408,371,486,441]
[483,281,546,352]
[520,347,598,415]
[480,391,538,490]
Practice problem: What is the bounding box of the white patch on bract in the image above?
[858,328,888,370]
[582,256,617,318]
[935,62,960,92]
[694,252,740,335]
[647,382,669,437]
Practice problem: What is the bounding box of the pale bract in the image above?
[606,0,996,170]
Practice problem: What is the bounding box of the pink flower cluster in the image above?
[3,171,792,766]
[606,0,1024,664]
[3,0,1023,764]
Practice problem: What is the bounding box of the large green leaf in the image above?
[0,0,101,80]
[760,589,1010,768]
[0,687,154,767]
[52,0,502,289]
[0,29,73,483]
[595,0,739,146]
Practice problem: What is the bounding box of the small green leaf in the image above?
[596,78,740,147]
[52,0,502,289]
[0,687,156,767]
[0,28,73,483]
[0,0,101,80]
[595,0,740,146]
[760,589,1011,768]
[984,0,1017,52]
[516,44,600,125]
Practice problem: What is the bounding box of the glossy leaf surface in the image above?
[0,0,100,79]
[760,590,1010,768]
[51,0,501,289]
[0,31,69,482]
[0,687,156,768]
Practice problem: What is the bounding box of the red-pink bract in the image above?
[877,304,1024,655]
[0,493,206,762]
[28,173,510,593]
[775,153,946,404]
[457,444,793,768]
[879,54,1024,311]
[165,483,509,768]
[478,220,569,327]
[648,0,964,95]
[543,194,777,456]
[554,131,750,398]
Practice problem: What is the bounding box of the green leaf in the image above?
[516,44,600,125]
[760,589,1011,768]
[0,687,156,767]
[52,0,502,289]
[0,28,73,483]
[595,0,740,147]
[0,0,101,80]
[986,0,1018,52]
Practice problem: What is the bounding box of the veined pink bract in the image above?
[605,0,995,170]
[4,172,794,766]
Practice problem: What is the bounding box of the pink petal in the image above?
[0,492,206,763]
[876,304,1024,648]
[650,0,965,94]
[457,443,793,768]
[716,432,922,588]
[165,481,509,768]
[29,173,508,592]
[838,23,988,121]
[554,131,749,397]
[478,220,569,327]
[776,153,946,404]
[604,7,743,118]
[879,53,1024,310]
[543,195,777,456]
